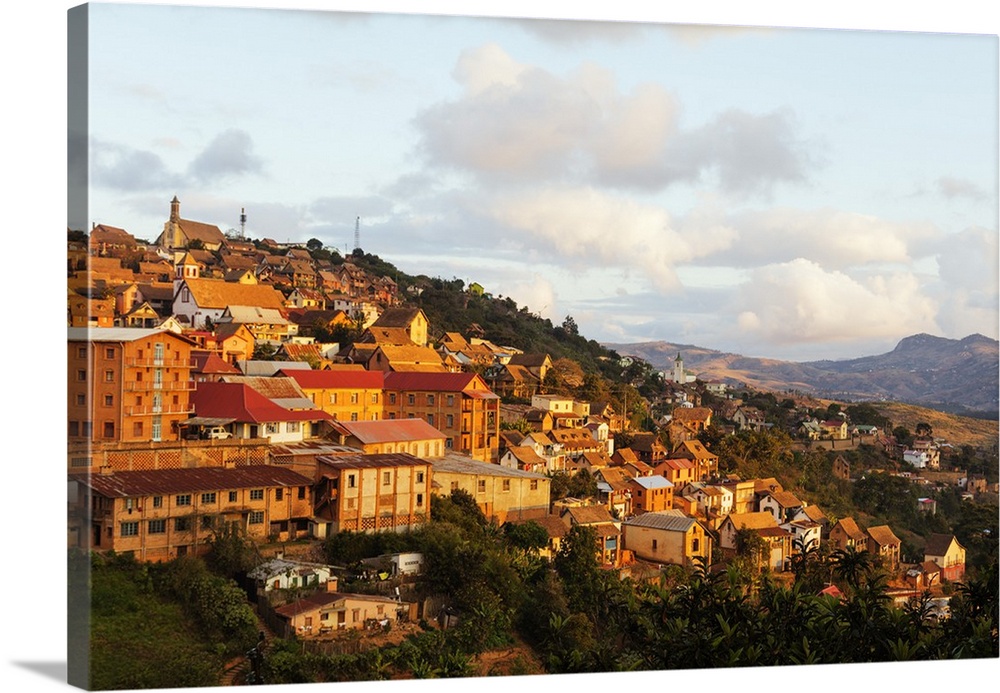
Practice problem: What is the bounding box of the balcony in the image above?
[123,380,196,392]
[124,404,194,416]
[126,357,195,368]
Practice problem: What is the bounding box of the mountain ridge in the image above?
[603,333,999,417]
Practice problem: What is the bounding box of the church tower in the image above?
[673,352,685,384]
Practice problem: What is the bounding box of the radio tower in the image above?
[239,208,247,240]
[354,216,361,253]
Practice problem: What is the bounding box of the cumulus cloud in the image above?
[414,44,814,196]
[483,186,736,292]
[732,258,940,345]
[695,206,940,270]
[90,137,183,191]
[187,129,263,183]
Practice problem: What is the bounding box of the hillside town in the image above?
[67,200,998,685]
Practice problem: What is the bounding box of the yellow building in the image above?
[280,368,386,422]
[622,510,712,568]
[429,453,549,524]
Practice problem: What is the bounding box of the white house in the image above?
[249,558,338,592]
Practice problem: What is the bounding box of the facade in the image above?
[68,464,314,561]
[429,453,550,524]
[828,517,868,553]
[329,418,447,458]
[188,380,333,442]
[866,524,902,570]
[923,534,966,582]
[312,453,432,536]
[68,327,196,444]
[626,475,674,515]
[383,372,500,462]
[622,511,712,568]
[280,368,386,422]
[274,590,416,637]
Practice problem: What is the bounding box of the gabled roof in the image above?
[502,446,548,468]
[866,524,901,547]
[191,351,241,375]
[722,511,778,531]
[67,327,194,344]
[191,381,332,423]
[624,511,697,532]
[561,504,617,526]
[671,407,712,422]
[506,514,568,539]
[371,307,425,328]
[219,375,312,404]
[273,591,401,618]
[221,305,289,324]
[762,490,803,509]
[181,278,286,310]
[832,516,866,541]
[629,475,674,490]
[383,371,495,395]
[924,533,963,557]
[174,218,226,246]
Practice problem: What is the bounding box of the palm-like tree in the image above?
[830,546,872,592]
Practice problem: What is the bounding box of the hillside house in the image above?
[622,510,712,568]
[429,453,550,525]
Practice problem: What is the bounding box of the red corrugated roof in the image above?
[192,381,332,423]
[335,418,446,444]
[384,371,484,392]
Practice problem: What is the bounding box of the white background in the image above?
[2,1,997,692]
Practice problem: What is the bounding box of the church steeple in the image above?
[170,195,181,223]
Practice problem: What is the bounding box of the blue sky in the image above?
[68,2,998,364]
[72,2,998,362]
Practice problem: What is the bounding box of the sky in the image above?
[4,2,999,691]
[69,1,1000,363]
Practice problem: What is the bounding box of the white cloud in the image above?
[484,187,737,292]
[415,44,812,196]
[733,258,940,345]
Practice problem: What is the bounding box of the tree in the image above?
[306,237,323,251]
[915,422,933,438]
[503,520,548,553]
[561,315,579,337]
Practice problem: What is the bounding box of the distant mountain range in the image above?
[603,333,999,418]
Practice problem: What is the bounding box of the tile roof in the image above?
[183,278,286,310]
[220,375,311,402]
[924,533,962,557]
[866,524,901,546]
[833,516,866,540]
[507,514,568,539]
[71,465,312,497]
[723,511,779,531]
[383,371,495,394]
[371,307,424,328]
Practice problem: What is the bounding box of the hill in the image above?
[606,334,999,417]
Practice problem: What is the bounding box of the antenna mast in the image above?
[354,216,360,253]
[239,207,247,240]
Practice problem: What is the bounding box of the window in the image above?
[692,538,700,553]
[447,395,455,407]
[427,414,434,426]
[502,479,511,492]
[104,394,113,407]
[350,392,359,404]
[133,422,143,436]
[298,486,306,500]
[175,517,191,532]
[148,519,166,534]
[371,393,378,404]
[176,494,192,507]
[287,421,300,433]
[652,539,658,550]
[350,412,358,421]
[229,491,238,503]
[530,480,538,491]
[103,421,115,439]
[446,414,454,428]
[389,393,396,404]
[105,347,115,359]
[416,471,425,484]
[201,515,214,529]
[120,521,139,537]
[383,472,391,486]
[329,393,338,404]
[477,480,486,493]
[77,369,86,381]
[250,489,264,501]
[104,370,114,383]
[248,511,264,524]
[450,481,459,491]
[408,394,415,405]
[201,492,216,504]
[416,493,424,506]
[81,421,92,437]
[152,496,162,508]
[265,423,279,435]
[76,394,86,406]
[275,488,284,501]
[347,474,356,488]
[427,394,435,406]
[77,346,87,359]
